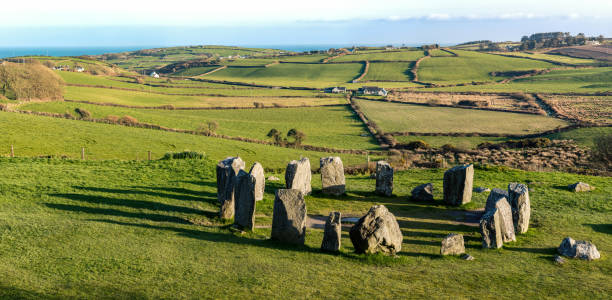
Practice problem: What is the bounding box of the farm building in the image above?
[75,66,85,72]
[324,87,347,94]
[150,71,160,78]
[358,86,388,96]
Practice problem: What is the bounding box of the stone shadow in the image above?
[45,203,194,224]
[584,223,612,235]
[73,186,216,203]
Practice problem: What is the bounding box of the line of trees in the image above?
[267,128,306,147]
[518,32,604,50]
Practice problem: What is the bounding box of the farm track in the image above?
[351,61,370,83]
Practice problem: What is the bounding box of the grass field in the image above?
[63,86,343,108]
[490,52,599,65]
[418,50,555,85]
[394,135,509,149]
[331,50,425,62]
[544,127,612,148]
[0,158,609,298]
[354,99,569,134]
[428,49,455,57]
[427,67,612,94]
[18,102,378,150]
[203,63,364,88]
[278,54,331,63]
[362,62,413,82]
[0,111,367,168]
[171,66,221,76]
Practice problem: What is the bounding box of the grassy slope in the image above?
[492,52,599,65]
[427,67,612,94]
[418,50,555,85]
[394,135,509,149]
[544,127,612,148]
[362,62,413,82]
[18,102,378,150]
[203,63,363,88]
[354,99,569,134]
[63,86,343,108]
[332,50,425,62]
[0,159,609,298]
[171,66,220,76]
[0,111,367,168]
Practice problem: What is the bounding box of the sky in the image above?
[1,0,611,47]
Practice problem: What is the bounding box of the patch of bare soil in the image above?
[546,45,612,62]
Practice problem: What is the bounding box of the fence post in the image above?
[81,148,85,160]
[10,145,14,158]
[148,151,152,161]
[367,154,370,174]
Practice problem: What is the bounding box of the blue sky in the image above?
[1,0,611,46]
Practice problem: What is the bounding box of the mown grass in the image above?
[0,111,367,168]
[332,50,425,62]
[354,99,569,134]
[204,63,363,88]
[18,102,378,150]
[0,158,609,298]
[63,86,343,108]
[427,67,612,94]
[418,50,555,85]
[362,62,413,82]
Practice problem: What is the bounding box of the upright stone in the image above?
[484,189,515,243]
[320,157,346,196]
[321,211,342,252]
[216,157,245,219]
[271,189,307,245]
[233,170,256,230]
[508,183,530,234]
[440,233,465,255]
[479,209,503,249]
[443,164,474,206]
[349,205,403,255]
[285,158,312,196]
[249,162,265,201]
[375,161,393,196]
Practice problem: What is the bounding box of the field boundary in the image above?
[486,52,577,66]
[199,65,227,76]
[410,54,431,86]
[351,61,370,83]
[62,99,348,110]
[440,48,458,56]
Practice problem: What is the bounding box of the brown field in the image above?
[546,45,612,62]
[386,91,545,114]
[540,95,612,124]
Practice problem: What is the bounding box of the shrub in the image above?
[478,138,551,150]
[105,115,120,123]
[161,151,205,160]
[119,115,139,125]
[399,140,430,150]
[0,103,7,111]
[253,102,264,108]
[592,134,612,169]
[441,144,458,152]
[74,108,92,119]
[0,61,64,100]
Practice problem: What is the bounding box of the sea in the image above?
[0,44,404,59]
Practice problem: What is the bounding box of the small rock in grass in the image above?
[267,176,280,181]
[440,233,465,255]
[474,187,490,193]
[558,237,600,260]
[568,182,594,192]
[461,254,475,261]
[554,255,565,264]
[411,183,434,202]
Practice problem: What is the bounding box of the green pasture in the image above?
[354,99,569,135]
[0,158,609,298]
[18,102,378,150]
[331,50,425,62]
[362,62,413,82]
[544,127,612,148]
[394,135,509,149]
[171,66,221,76]
[492,52,599,65]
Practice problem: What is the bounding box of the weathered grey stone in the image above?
[249,162,265,201]
[320,157,346,196]
[508,183,530,234]
[484,189,516,243]
[349,205,403,255]
[558,237,601,260]
[479,209,503,249]
[440,233,465,255]
[375,161,393,196]
[554,255,565,264]
[568,182,594,192]
[443,164,474,206]
[474,187,490,193]
[233,170,256,230]
[321,211,341,252]
[271,189,307,245]
[411,183,434,202]
[461,253,475,261]
[285,158,312,196]
[216,157,245,219]
[267,176,280,181]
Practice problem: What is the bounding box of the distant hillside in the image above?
[0,60,64,101]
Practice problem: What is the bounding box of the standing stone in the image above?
[508,183,530,234]
[440,233,465,255]
[233,170,256,230]
[558,237,601,260]
[375,161,393,196]
[484,189,516,243]
[411,183,434,202]
[320,157,346,196]
[285,158,312,196]
[321,211,342,252]
[443,164,474,206]
[249,162,265,201]
[479,209,503,249]
[568,182,594,192]
[216,157,245,219]
[271,189,307,245]
[349,205,403,255]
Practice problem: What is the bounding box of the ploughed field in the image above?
[0,158,609,298]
